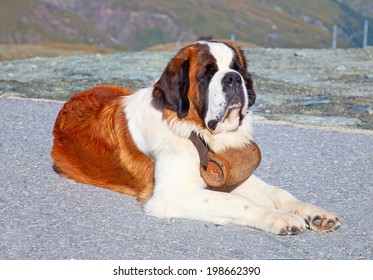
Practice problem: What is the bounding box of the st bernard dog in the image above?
[51,41,340,235]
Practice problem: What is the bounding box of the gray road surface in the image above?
[0,97,372,259]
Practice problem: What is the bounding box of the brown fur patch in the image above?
[51,85,154,202]
[157,43,214,129]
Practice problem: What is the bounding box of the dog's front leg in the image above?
[232,175,341,232]
[142,152,307,235]
[144,185,308,235]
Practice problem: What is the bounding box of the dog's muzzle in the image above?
[207,72,247,131]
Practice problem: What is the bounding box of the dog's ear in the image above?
[152,56,190,118]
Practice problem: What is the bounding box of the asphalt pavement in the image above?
[0,97,372,259]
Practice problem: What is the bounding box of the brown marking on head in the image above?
[152,43,216,128]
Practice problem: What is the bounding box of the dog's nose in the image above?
[223,72,242,89]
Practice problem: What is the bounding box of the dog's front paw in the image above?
[263,210,307,235]
[290,202,341,232]
[306,213,341,232]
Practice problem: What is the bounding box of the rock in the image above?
[0,48,372,130]
[294,51,305,57]
[335,65,346,71]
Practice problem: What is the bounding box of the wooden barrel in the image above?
[200,141,261,191]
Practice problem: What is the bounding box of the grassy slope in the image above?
[340,0,373,17]
[108,0,348,48]
[0,0,363,50]
[0,0,123,49]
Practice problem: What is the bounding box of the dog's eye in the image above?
[204,64,216,79]
[206,64,215,74]
[198,64,216,81]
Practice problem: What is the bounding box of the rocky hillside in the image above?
[1,47,372,130]
[0,0,372,50]
[0,0,123,49]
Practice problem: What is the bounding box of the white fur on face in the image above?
[199,41,248,134]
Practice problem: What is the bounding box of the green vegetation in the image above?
[0,0,370,50]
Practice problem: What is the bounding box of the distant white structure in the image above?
[363,20,368,48]
[332,25,337,49]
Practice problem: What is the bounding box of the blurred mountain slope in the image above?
[0,0,371,51]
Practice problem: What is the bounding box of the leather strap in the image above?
[189,131,209,169]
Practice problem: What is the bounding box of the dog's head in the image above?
[152,41,255,134]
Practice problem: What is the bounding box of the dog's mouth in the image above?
[222,95,244,123]
[207,94,247,132]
